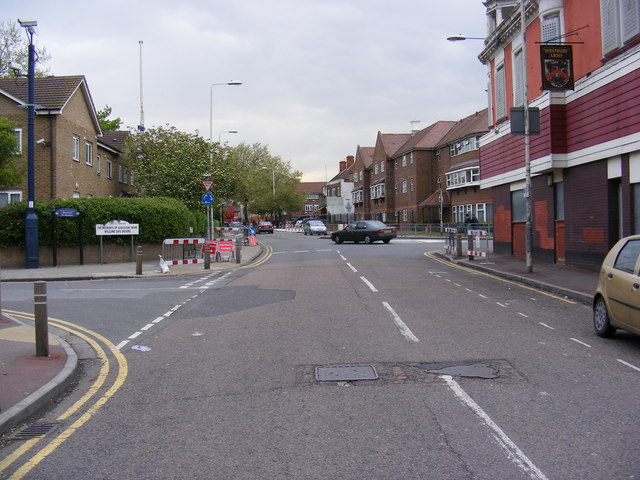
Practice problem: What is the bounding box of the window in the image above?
[96,155,101,175]
[374,163,378,175]
[555,182,565,221]
[541,13,561,43]
[410,152,414,164]
[402,209,408,221]
[495,63,506,120]
[410,178,414,192]
[446,168,480,188]
[85,142,93,166]
[13,128,22,154]
[402,155,407,167]
[613,239,640,273]
[354,171,359,182]
[402,180,407,193]
[107,159,112,179]
[511,190,526,222]
[130,169,134,185]
[380,161,384,173]
[601,0,640,55]
[72,136,80,161]
[513,48,524,107]
[449,137,481,157]
[0,190,22,207]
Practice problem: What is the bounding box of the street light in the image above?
[218,130,238,143]
[18,19,38,269]
[209,81,242,143]
[448,2,533,272]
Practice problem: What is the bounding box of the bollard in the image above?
[468,234,474,260]
[456,235,463,257]
[235,235,242,264]
[204,249,211,270]
[34,281,49,357]
[136,245,143,275]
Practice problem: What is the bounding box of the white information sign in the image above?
[95,223,140,236]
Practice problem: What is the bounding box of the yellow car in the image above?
[593,235,640,337]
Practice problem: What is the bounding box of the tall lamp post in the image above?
[20,19,39,269]
[207,81,242,237]
[448,0,533,272]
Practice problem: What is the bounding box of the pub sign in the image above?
[540,45,574,91]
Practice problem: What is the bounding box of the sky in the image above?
[5,0,489,182]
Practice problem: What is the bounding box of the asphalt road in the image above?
[1,231,639,479]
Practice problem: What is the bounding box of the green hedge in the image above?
[0,197,205,247]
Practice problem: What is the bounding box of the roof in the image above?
[419,190,450,207]
[296,182,325,194]
[394,121,457,157]
[435,109,489,148]
[0,75,101,133]
[98,131,130,153]
[380,133,412,157]
[356,146,374,168]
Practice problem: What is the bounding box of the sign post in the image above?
[95,221,140,264]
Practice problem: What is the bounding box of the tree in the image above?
[97,105,122,131]
[226,142,304,221]
[0,20,51,77]
[0,117,24,189]
[125,125,235,212]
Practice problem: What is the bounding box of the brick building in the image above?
[478,0,640,270]
[0,75,133,206]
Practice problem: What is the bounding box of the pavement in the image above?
[0,236,599,436]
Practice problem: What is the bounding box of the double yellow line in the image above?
[0,311,128,479]
[423,251,576,304]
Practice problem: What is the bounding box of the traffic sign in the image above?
[201,179,215,192]
[201,192,214,205]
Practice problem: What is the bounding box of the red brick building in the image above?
[478,0,640,270]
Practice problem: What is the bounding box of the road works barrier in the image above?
[162,238,205,265]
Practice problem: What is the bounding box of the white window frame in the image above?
[541,12,562,43]
[410,178,414,192]
[402,180,407,193]
[85,142,93,166]
[513,48,524,107]
[72,135,80,161]
[495,63,507,120]
[402,209,408,221]
[96,155,101,175]
[13,128,22,154]
[107,159,112,179]
[601,0,640,55]
[374,163,378,175]
[380,161,384,173]
[402,155,407,167]
[0,190,22,207]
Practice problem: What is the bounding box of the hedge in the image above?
[0,197,205,247]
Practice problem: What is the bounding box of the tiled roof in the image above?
[419,190,450,207]
[98,130,130,153]
[0,75,88,111]
[435,109,489,148]
[380,133,411,157]
[357,146,374,168]
[297,182,325,194]
[394,121,457,156]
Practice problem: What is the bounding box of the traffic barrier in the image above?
[162,238,205,265]
[201,239,236,262]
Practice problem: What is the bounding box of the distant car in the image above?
[331,220,397,244]
[256,221,274,234]
[593,235,640,337]
[303,220,327,236]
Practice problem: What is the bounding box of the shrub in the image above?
[0,197,202,247]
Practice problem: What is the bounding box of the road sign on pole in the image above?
[201,179,215,192]
[201,192,214,205]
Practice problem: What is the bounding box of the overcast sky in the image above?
[6,1,489,181]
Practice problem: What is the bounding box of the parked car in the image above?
[257,221,274,234]
[303,220,327,236]
[593,235,640,337]
[331,220,397,244]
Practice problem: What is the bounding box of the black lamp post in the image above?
[19,19,39,269]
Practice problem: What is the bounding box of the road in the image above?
[1,231,639,479]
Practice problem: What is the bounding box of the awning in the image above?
[419,191,450,207]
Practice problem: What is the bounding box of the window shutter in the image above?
[541,14,561,43]
[601,0,621,54]
[495,64,506,119]
[513,50,524,107]
[621,0,640,43]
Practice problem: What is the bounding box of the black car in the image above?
[331,220,397,244]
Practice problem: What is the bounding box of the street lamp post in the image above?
[20,19,39,269]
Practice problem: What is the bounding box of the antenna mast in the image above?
[138,40,145,132]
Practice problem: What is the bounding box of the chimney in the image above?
[339,160,346,172]
[346,155,354,167]
[410,120,421,135]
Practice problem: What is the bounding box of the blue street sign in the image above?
[201,192,214,205]
[55,208,80,218]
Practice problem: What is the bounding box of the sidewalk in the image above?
[0,240,599,436]
[0,243,263,435]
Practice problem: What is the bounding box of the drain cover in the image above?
[420,362,499,379]
[9,423,59,441]
[315,364,378,381]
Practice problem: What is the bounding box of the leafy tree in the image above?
[125,125,235,212]
[0,117,24,189]
[226,142,303,221]
[0,20,51,77]
[97,105,122,131]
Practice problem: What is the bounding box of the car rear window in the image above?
[614,239,640,273]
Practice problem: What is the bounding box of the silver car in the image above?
[303,220,327,236]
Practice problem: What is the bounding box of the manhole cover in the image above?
[420,362,499,379]
[315,365,378,381]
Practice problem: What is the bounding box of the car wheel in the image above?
[333,236,342,244]
[304,231,307,235]
[593,296,616,337]
[364,235,372,244]
[383,239,391,244]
